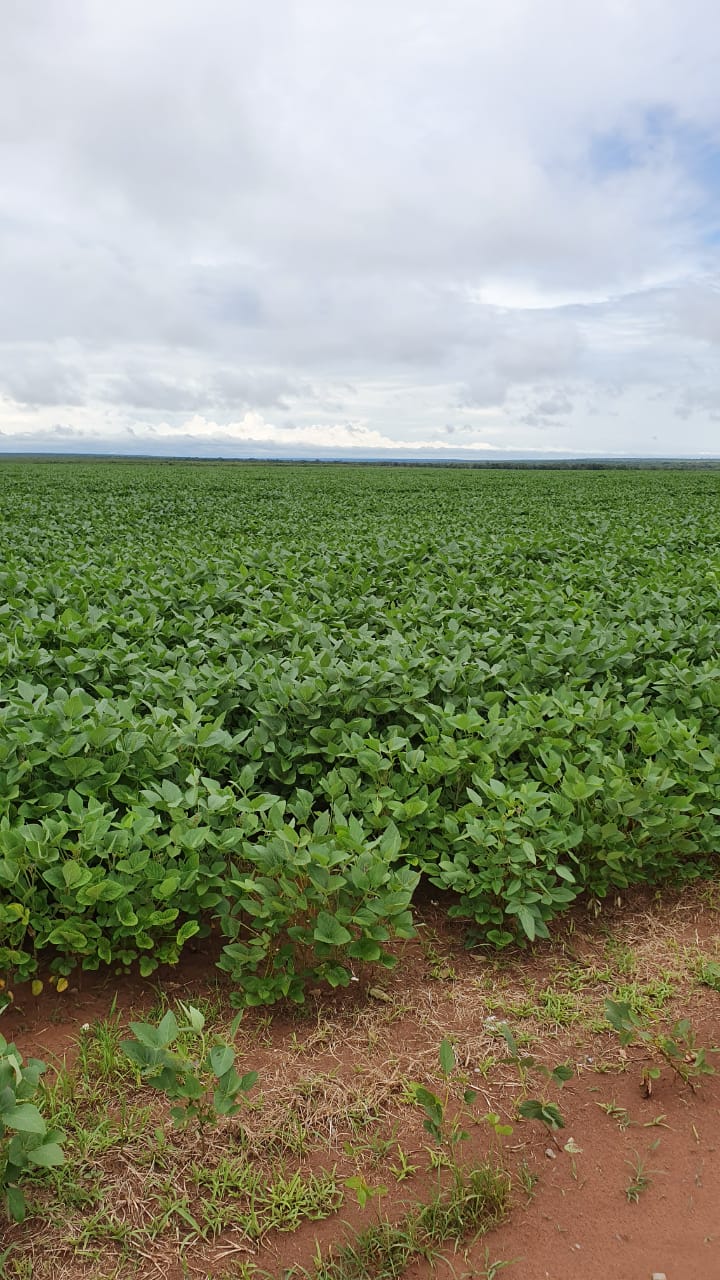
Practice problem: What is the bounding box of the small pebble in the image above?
[651,1274,667,1280]
[545,1147,556,1159]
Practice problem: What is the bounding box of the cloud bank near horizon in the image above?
[2,1,720,457]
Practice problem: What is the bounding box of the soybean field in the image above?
[1,462,718,1006]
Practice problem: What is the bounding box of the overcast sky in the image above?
[2,1,720,457]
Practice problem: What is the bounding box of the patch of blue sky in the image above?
[589,104,677,176]
[589,105,720,243]
[588,128,640,176]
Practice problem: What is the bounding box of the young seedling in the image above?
[625,1144,661,1203]
[406,1038,471,1154]
[476,1247,520,1279]
[496,1021,569,1142]
[344,1174,388,1212]
[605,1000,717,1094]
[516,1098,565,1142]
[389,1144,419,1182]
[498,1024,536,1087]
[0,1033,65,1222]
[696,960,720,993]
[517,1159,538,1198]
[408,1038,514,1167]
[563,1136,583,1181]
[500,1023,573,1091]
[596,1099,631,1130]
[120,1004,257,1144]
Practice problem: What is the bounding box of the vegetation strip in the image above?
[1,463,718,1008]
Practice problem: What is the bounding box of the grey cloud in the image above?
[534,394,574,416]
[458,313,584,408]
[210,368,307,409]
[664,280,720,346]
[0,354,87,407]
[101,366,306,414]
[1,1,720,455]
[675,386,720,419]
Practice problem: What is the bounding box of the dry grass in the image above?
[3,882,719,1280]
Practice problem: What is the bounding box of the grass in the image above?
[596,1100,631,1130]
[696,958,720,992]
[282,1162,511,1280]
[4,882,719,1278]
[625,1147,660,1203]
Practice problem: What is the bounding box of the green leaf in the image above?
[498,1023,520,1059]
[518,1099,565,1131]
[6,1185,26,1222]
[439,1038,456,1077]
[347,938,382,961]
[161,779,184,807]
[550,1063,574,1087]
[516,905,536,942]
[378,822,402,858]
[176,920,200,947]
[313,911,353,947]
[126,1022,161,1050]
[407,1083,443,1131]
[179,1003,205,1033]
[604,999,644,1046]
[156,1010,179,1048]
[27,1141,65,1168]
[210,1045,235,1078]
[120,1039,153,1068]
[1,1103,46,1134]
[115,899,139,927]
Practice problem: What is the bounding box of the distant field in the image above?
[1,463,718,1002]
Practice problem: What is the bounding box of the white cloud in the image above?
[1,1,720,454]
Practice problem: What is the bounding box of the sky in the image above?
[2,1,720,458]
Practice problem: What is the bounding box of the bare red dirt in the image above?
[2,884,719,1280]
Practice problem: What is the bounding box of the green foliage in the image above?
[604,999,717,1090]
[604,998,645,1045]
[697,959,720,992]
[216,815,417,1006]
[516,1099,565,1132]
[0,1031,65,1221]
[287,1160,509,1279]
[408,1039,514,1158]
[343,1174,388,1210]
[0,463,719,999]
[120,1003,257,1132]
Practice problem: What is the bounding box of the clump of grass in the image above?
[286,1162,510,1280]
[696,959,720,993]
[625,1149,657,1203]
[415,1162,510,1242]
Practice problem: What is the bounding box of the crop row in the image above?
[0,464,718,1005]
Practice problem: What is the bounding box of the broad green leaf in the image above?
[313,912,352,947]
[6,1185,26,1222]
[210,1045,235,1078]
[1,1103,46,1134]
[27,1141,65,1168]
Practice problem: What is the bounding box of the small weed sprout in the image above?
[120,1003,257,1142]
[497,1023,570,1139]
[604,999,717,1093]
[625,1142,661,1203]
[407,1038,513,1174]
[0,1032,65,1222]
